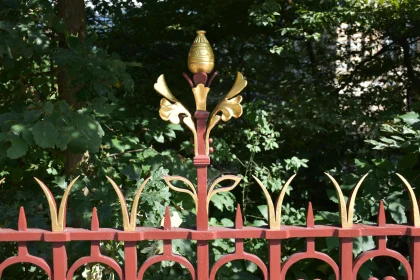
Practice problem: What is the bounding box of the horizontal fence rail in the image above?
[0,173,419,280]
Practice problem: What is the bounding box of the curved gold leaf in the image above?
[35,177,79,232]
[164,176,198,210]
[274,174,297,226]
[154,75,179,103]
[225,72,247,100]
[325,173,349,228]
[106,176,131,231]
[253,175,277,229]
[35,178,59,231]
[396,173,420,226]
[192,84,210,111]
[57,176,79,231]
[207,175,242,212]
[346,173,369,227]
[129,177,151,231]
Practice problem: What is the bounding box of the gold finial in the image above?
[188,30,215,74]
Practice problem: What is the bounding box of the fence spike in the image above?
[91,207,99,231]
[235,204,243,230]
[378,200,386,227]
[306,202,314,228]
[18,206,27,231]
[164,206,171,230]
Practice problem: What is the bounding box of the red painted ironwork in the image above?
[1,33,419,279]
[0,187,419,279]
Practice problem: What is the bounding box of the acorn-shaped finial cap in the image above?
[188,30,215,74]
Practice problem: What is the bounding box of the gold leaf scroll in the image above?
[106,176,151,231]
[205,72,247,155]
[34,176,79,232]
[163,176,198,211]
[206,175,242,212]
[253,174,296,229]
[155,75,199,155]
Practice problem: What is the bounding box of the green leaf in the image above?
[388,202,407,224]
[210,192,235,212]
[399,112,420,125]
[0,132,9,142]
[257,205,268,221]
[353,236,375,256]
[32,121,59,148]
[7,135,28,159]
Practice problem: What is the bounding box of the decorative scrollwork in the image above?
[106,176,151,231]
[192,83,210,111]
[205,72,247,155]
[155,74,199,155]
[34,176,79,232]
[163,176,198,210]
[207,175,242,212]
[253,174,296,229]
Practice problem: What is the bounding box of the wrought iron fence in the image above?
[0,30,419,280]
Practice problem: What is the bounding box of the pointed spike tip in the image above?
[378,200,386,226]
[235,204,243,229]
[164,206,171,230]
[18,206,27,231]
[91,207,100,231]
[306,202,315,228]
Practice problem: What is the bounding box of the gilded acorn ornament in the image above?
[187,30,215,74]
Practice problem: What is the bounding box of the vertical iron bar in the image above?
[194,111,210,280]
[52,242,67,280]
[269,239,281,279]
[411,236,420,280]
[340,237,353,280]
[124,241,137,279]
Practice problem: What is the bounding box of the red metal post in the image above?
[52,242,67,280]
[124,241,137,279]
[269,239,281,279]
[411,237,420,280]
[194,110,210,280]
[340,238,353,280]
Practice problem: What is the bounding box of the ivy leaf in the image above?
[32,121,59,148]
[7,135,28,159]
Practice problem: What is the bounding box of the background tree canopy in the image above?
[0,0,419,279]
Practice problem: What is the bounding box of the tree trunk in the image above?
[57,0,87,175]
[397,36,420,110]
